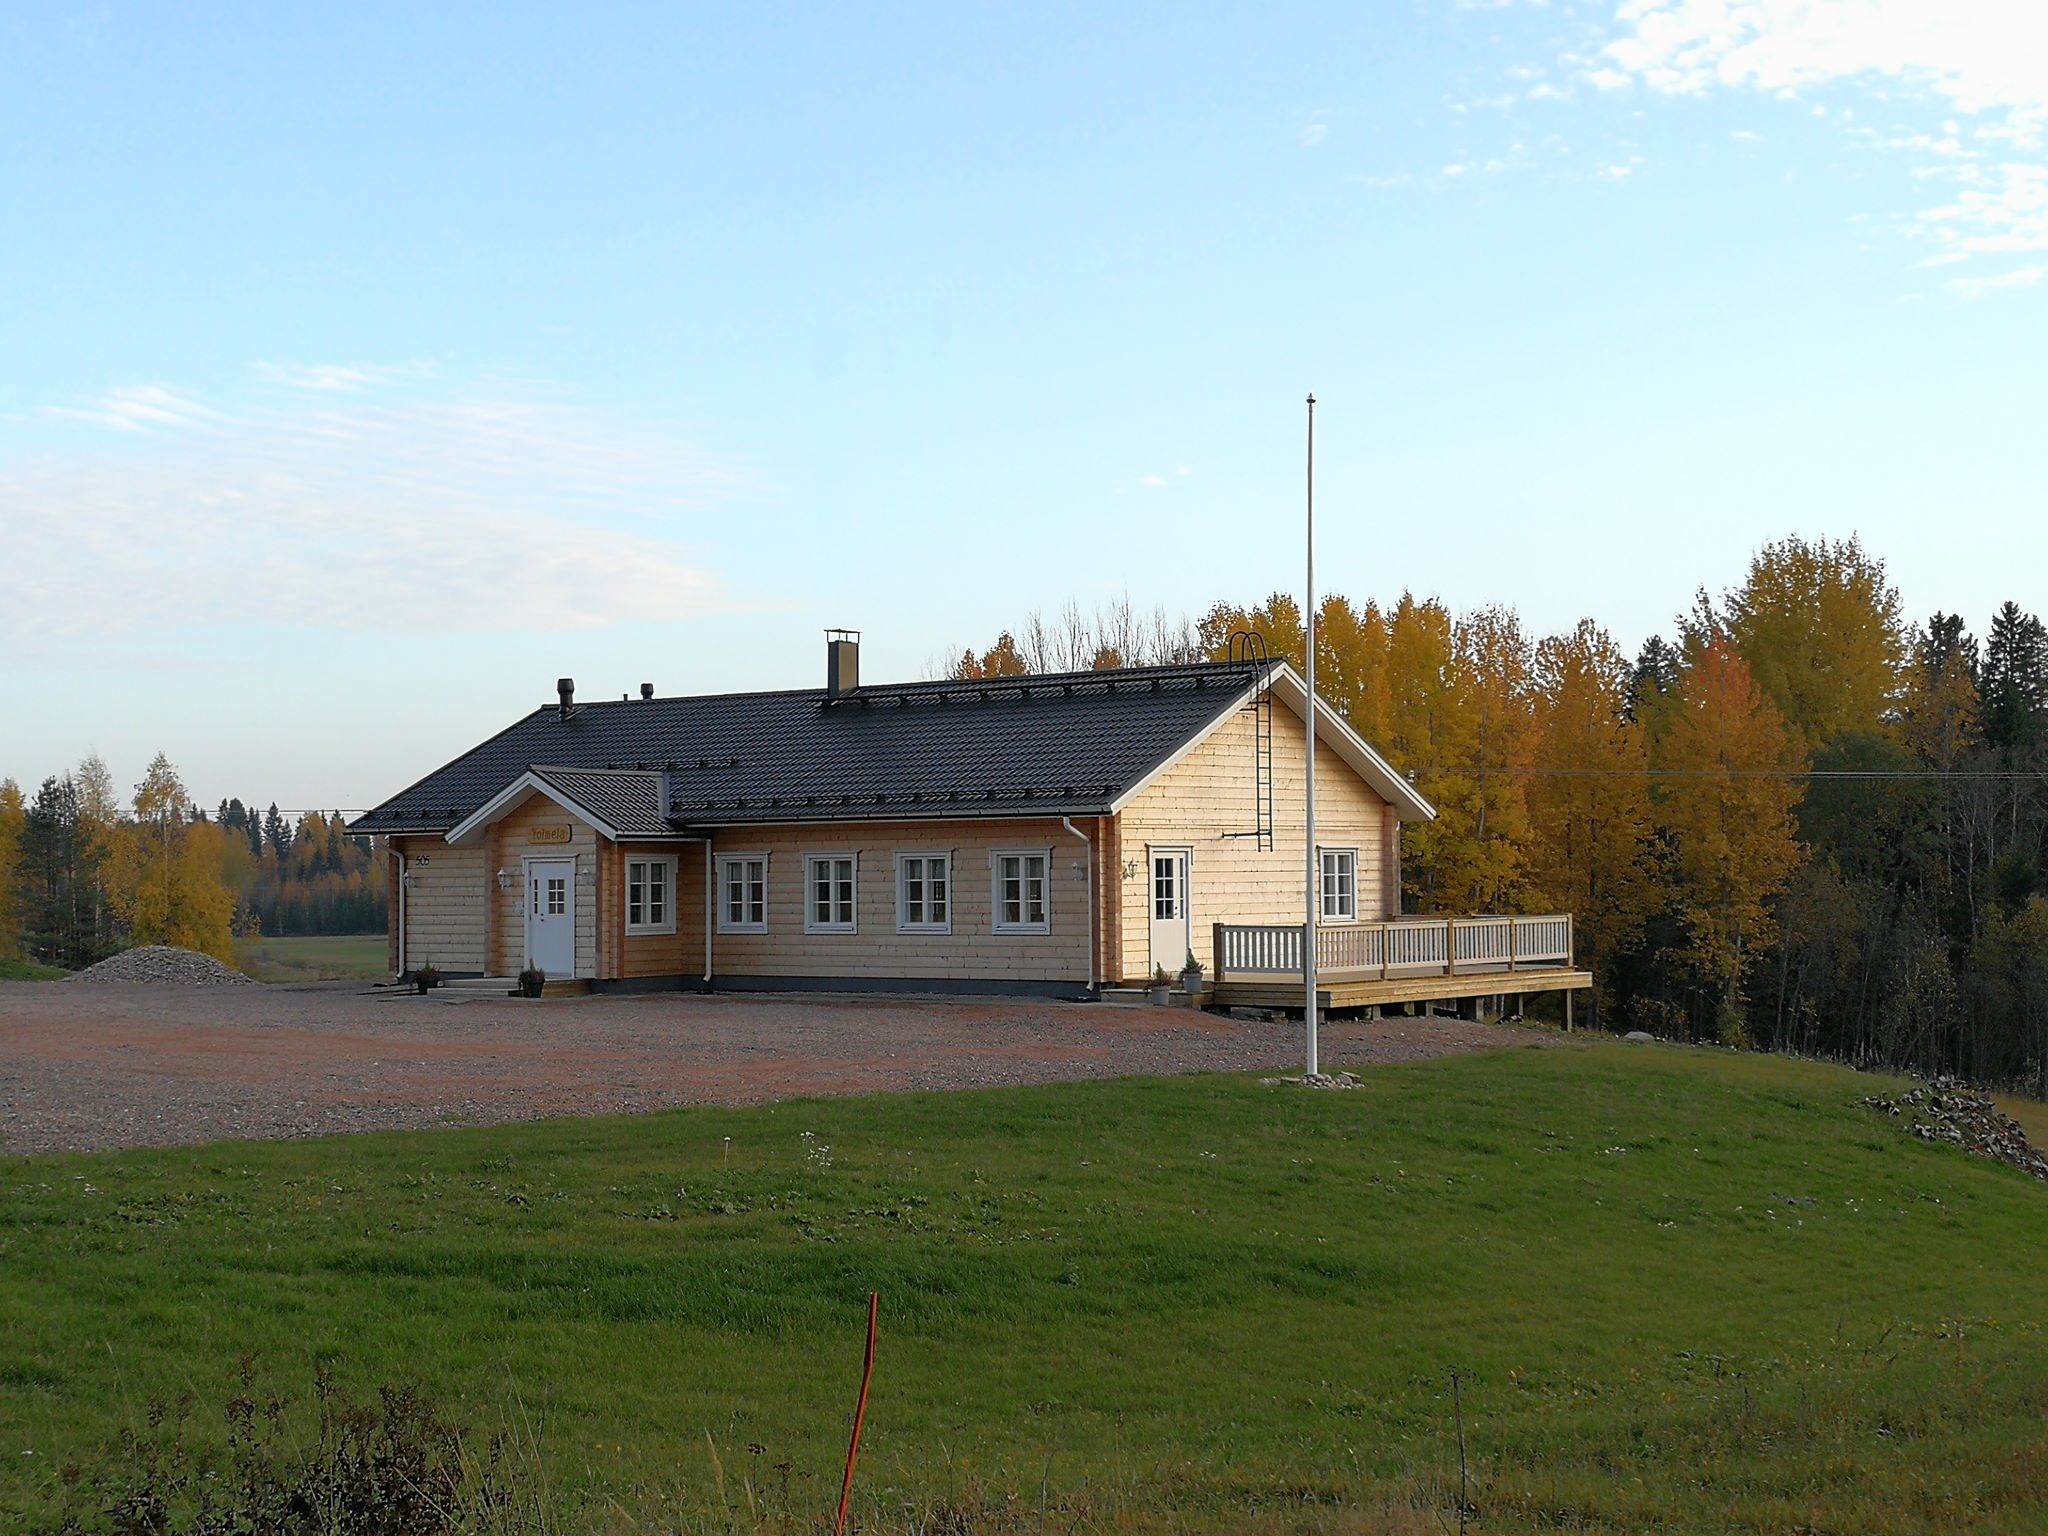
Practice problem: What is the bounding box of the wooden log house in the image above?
[351,633,1590,1013]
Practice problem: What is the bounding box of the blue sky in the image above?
[3,1,2043,811]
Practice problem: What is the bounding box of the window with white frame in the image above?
[805,854,858,933]
[1319,847,1358,921]
[716,854,768,934]
[626,856,676,936]
[992,850,1050,933]
[896,852,951,933]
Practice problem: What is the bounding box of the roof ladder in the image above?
[1222,630,1275,851]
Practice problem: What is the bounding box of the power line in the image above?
[1407,768,2045,781]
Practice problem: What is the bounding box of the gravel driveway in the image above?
[0,982,1550,1156]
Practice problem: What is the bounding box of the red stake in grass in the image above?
[833,1291,880,1536]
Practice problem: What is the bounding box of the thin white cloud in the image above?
[1301,119,1329,148]
[2,380,749,646]
[1950,262,2044,297]
[251,359,438,392]
[1589,0,2048,286]
[43,384,226,434]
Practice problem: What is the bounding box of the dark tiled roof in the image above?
[528,767,670,837]
[352,661,1273,835]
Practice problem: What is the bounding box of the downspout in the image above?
[702,830,714,989]
[394,848,408,978]
[1061,816,1097,995]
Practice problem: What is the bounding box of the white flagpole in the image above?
[1304,393,1319,1077]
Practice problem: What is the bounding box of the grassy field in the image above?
[0,957,68,981]
[5,1044,2048,1533]
[232,932,389,982]
[1997,1092,2048,1148]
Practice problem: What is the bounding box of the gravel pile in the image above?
[1863,1076,2048,1182]
[71,945,255,986]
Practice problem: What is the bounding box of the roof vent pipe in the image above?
[825,629,860,698]
[640,683,654,700]
[557,678,575,720]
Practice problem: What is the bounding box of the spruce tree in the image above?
[1983,602,2048,754]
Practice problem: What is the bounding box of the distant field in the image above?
[0,957,68,981]
[233,933,388,983]
[6,1045,2048,1533]
[1997,1092,2048,1147]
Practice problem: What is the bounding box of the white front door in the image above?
[1148,848,1191,976]
[525,858,576,979]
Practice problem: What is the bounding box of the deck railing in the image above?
[1211,914,1572,983]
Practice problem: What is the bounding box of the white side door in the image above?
[1148,848,1191,976]
[525,858,576,978]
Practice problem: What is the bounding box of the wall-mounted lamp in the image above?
[496,868,512,890]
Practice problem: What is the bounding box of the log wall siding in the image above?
[1112,697,1397,983]
[485,796,600,979]
[619,842,707,981]
[705,818,1092,982]
[393,835,488,974]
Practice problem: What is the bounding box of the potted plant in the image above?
[1150,965,1172,1006]
[518,961,545,999]
[413,961,441,995]
[1180,951,1205,996]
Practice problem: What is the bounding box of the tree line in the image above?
[959,538,2048,1090]
[0,757,387,969]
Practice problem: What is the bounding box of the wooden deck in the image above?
[1211,965,1591,1012]
[1208,914,1590,1013]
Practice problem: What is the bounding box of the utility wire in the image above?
[1403,768,2047,781]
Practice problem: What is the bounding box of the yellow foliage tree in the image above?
[1715,535,1906,752]
[1524,623,1656,1008]
[1393,603,1535,913]
[1655,638,1808,1037]
[104,753,237,963]
[0,778,24,960]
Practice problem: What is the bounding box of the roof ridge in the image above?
[539,658,1267,714]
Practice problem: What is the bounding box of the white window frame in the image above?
[715,852,769,935]
[803,852,859,935]
[625,855,678,937]
[895,851,953,934]
[991,848,1052,935]
[1319,846,1359,923]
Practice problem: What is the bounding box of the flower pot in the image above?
[1149,984,1171,1005]
[1180,970,1203,995]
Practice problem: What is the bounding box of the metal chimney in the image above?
[825,629,860,698]
[640,682,654,700]
[557,677,575,719]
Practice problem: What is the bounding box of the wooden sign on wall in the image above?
[527,825,572,845]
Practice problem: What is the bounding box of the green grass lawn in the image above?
[0,956,69,981]
[6,1045,2048,1534]
[233,932,389,983]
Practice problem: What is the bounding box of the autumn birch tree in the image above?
[1526,622,1655,1014]
[1715,535,1906,752]
[105,754,236,962]
[1656,637,1808,1041]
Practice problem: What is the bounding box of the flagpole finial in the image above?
[1306,392,1315,405]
